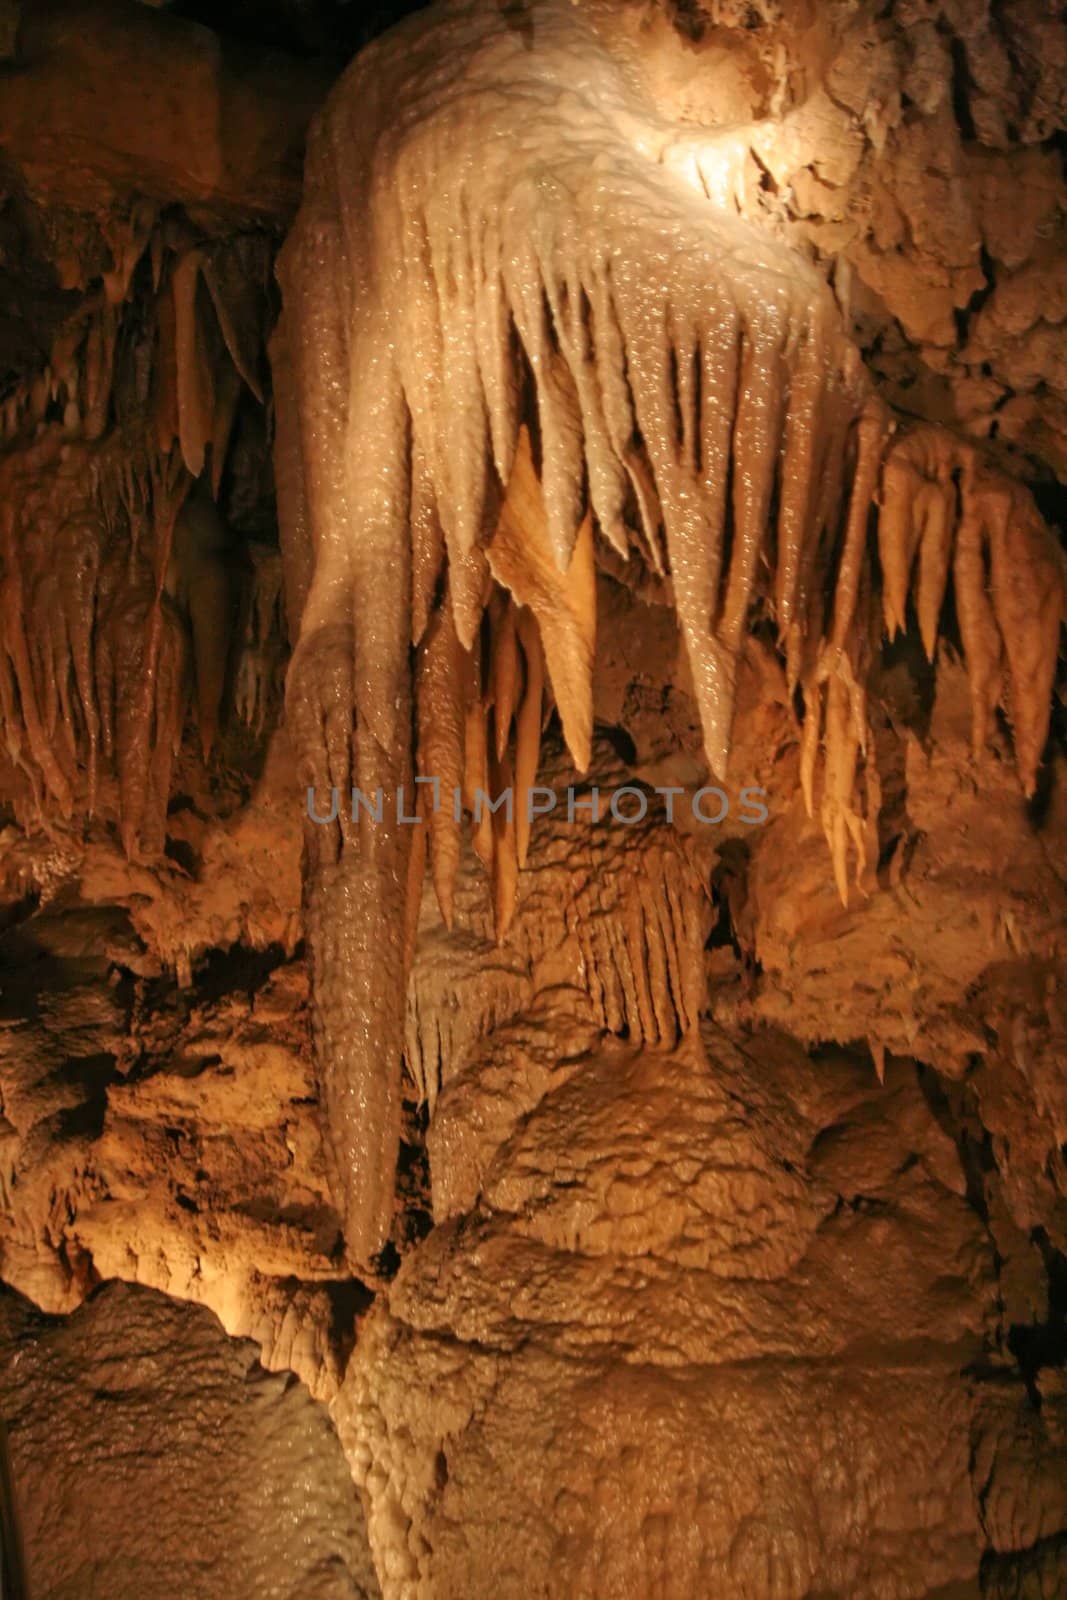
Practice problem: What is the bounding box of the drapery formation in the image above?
[273,0,1062,1260]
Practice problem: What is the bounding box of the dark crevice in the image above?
[1008,1229,1067,1398]
[948,34,977,141]
[953,247,997,347]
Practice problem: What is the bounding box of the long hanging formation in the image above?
[273,0,1065,1263]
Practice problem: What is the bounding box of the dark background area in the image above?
[170,0,431,58]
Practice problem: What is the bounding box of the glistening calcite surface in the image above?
[274,0,1065,1260]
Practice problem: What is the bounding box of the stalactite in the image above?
[210,361,243,502]
[489,745,519,940]
[463,680,493,873]
[984,475,1064,795]
[154,278,181,456]
[201,239,267,404]
[915,478,956,663]
[100,201,157,306]
[794,397,888,903]
[83,305,120,443]
[113,449,190,859]
[273,0,1066,1261]
[55,516,103,813]
[489,593,519,763]
[172,251,215,479]
[486,426,597,774]
[106,580,188,859]
[514,610,545,872]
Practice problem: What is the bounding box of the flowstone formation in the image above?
[337,1023,1067,1598]
[275,0,1065,1262]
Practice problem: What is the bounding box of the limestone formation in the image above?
[0,2,1063,1597]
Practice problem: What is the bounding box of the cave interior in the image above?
[0,1,1065,1597]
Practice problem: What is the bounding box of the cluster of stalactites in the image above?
[410,410,1064,923]
[0,211,277,853]
[348,8,905,921]
[400,212,887,925]
[412,427,590,944]
[389,156,896,929]
[1,210,271,489]
[794,423,1066,906]
[879,427,1065,797]
[394,165,878,782]
[0,430,190,855]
